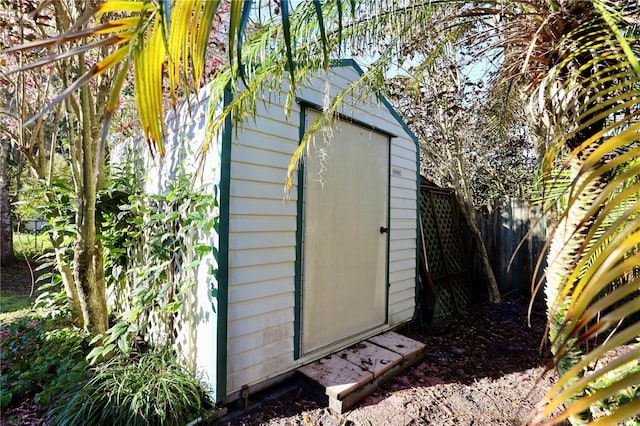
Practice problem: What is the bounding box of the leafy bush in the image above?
[48,349,213,426]
[91,163,218,362]
[1,315,211,425]
[12,231,53,260]
[588,340,640,424]
[0,315,90,411]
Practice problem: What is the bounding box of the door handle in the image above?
[380,226,388,234]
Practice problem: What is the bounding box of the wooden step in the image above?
[297,331,426,413]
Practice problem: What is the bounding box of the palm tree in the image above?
[6,0,639,423]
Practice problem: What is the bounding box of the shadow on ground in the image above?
[226,296,557,425]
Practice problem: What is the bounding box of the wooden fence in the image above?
[418,186,547,325]
[473,198,547,297]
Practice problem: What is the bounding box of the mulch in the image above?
[227,296,560,425]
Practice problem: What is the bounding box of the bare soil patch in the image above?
[228,297,560,425]
[1,258,41,294]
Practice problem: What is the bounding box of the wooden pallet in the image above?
[297,331,426,413]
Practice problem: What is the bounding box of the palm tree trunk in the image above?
[545,149,606,424]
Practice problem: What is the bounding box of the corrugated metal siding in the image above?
[225,64,417,394]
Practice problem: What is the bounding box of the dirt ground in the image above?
[1,259,560,425]
[1,258,42,293]
[226,297,560,426]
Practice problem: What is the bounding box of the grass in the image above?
[0,292,33,314]
[12,231,52,260]
[0,294,33,325]
[1,235,48,324]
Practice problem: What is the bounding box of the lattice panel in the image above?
[420,195,446,279]
[110,211,199,371]
[420,185,472,318]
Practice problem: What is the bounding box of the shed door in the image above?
[302,110,389,355]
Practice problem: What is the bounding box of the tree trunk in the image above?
[445,128,502,303]
[0,136,15,266]
[58,253,83,324]
[458,196,502,303]
[71,58,108,336]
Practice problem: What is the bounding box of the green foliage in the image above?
[590,364,640,423]
[38,177,77,256]
[12,154,73,224]
[48,349,213,426]
[89,162,218,363]
[32,260,74,319]
[0,315,211,425]
[12,232,53,260]
[0,315,90,411]
[0,291,32,316]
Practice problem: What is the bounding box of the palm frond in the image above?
[528,2,640,422]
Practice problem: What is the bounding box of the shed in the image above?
[116,59,420,403]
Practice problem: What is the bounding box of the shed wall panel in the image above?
[391,219,418,230]
[227,325,294,357]
[389,288,416,305]
[225,97,301,394]
[390,258,417,274]
[229,278,292,303]
[231,162,298,185]
[390,248,417,262]
[231,180,293,200]
[228,308,292,337]
[229,232,295,250]
[229,248,294,268]
[230,217,296,233]
[229,198,296,216]
[227,352,293,393]
[228,263,295,287]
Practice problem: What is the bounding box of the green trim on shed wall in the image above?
[296,99,397,138]
[215,86,232,401]
[293,106,306,360]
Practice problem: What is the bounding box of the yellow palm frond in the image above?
[528,3,640,422]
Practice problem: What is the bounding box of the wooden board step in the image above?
[297,331,426,413]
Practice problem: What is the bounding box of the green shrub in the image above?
[0,315,90,411]
[48,349,212,426]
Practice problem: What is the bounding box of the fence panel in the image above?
[475,198,547,297]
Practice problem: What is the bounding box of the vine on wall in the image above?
[89,161,219,363]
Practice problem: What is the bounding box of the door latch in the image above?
[380,226,388,234]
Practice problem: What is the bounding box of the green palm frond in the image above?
[6,0,250,154]
[528,2,640,422]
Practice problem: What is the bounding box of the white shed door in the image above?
[302,110,389,355]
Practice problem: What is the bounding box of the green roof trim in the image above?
[329,58,420,144]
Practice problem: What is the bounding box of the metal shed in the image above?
[118,59,420,403]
